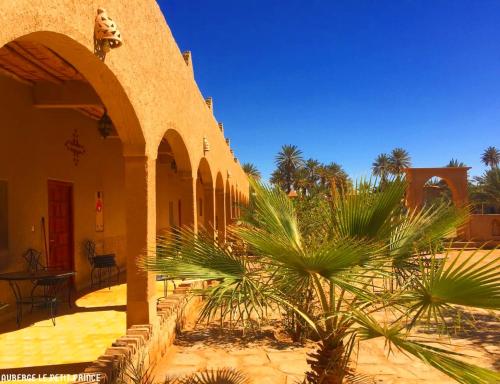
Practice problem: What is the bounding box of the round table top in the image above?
[0,269,75,281]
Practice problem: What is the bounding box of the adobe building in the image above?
[405,167,500,245]
[0,1,249,327]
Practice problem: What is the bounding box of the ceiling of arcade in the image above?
[0,40,106,121]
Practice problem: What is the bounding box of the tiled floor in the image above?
[0,280,169,382]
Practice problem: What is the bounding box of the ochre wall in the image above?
[0,0,249,192]
[0,76,128,308]
[469,214,500,243]
[0,0,249,325]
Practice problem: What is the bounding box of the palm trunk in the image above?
[305,337,348,384]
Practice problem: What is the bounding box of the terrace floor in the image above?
[0,250,498,383]
[0,280,168,383]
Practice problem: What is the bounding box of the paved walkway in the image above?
[152,250,500,383]
[153,319,498,383]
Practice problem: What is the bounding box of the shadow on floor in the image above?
[0,278,126,333]
[417,308,500,370]
[175,321,306,351]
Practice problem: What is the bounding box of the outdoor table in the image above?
[0,269,75,327]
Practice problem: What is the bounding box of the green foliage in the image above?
[142,178,499,384]
[372,148,411,179]
[270,145,349,197]
[471,168,500,213]
[164,368,250,384]
[242,162,261,179]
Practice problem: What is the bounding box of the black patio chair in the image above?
[84,240,119,289]
[22,248,71,325]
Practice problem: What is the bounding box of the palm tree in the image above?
[324,162,349,192]
[447,159,467,167]
[142,179,498,384]
[389,147,411,175]
[304,159,321,193]
[242,162,261,180]
[481,146,499,169]
[472,168,500,213]
[372,153,391,182]
[275,144,304,192]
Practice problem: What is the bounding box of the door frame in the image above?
[47,179,75,271]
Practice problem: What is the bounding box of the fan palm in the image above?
[142,179,499,384]
[389,148,411,175]
[242,162,261,180]
[275,144,304,192]
[481,146,499,169]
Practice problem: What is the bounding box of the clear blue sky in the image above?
[158,0,499,180]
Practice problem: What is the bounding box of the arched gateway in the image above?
[404,167,469,209]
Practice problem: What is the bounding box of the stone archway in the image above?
[0,32,159,327]
[404,167,469,210]
[156,129,195,236]
[196,158,215,235]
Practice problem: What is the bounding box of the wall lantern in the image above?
[203,136,210,154]
[171,160,177,172]
[94,8,122,53]
[98,111,114,139]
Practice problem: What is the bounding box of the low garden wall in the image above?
[75,282,201,384]
[468,214,500,245]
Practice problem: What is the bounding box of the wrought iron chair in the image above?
[84,240,119,289]
[22,248,70,325]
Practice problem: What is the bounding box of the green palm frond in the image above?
[141,229,246,280]
[164,368,250,384]
[406,249,500,325]
[141,228,273,324]
[390,203,468,260]
[332,178,406,241]
[354,312,500,384]
[239,180,302,252]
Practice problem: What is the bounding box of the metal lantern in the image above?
[94,8,122,52]
[203,136,210,153]
[98,112,113,139]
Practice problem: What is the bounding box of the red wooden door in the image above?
[48,181,74,270]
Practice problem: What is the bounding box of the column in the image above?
[124,155,156,327]
[179,172,197,231]
[204,186,216,238]
[216,188,226,242]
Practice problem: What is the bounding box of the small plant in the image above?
[164,368,249,384]
[115,349,156,384]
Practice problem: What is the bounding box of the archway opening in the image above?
[0,33,150,351]
[196,158,214,232]
[156,130,192,234]
[423,177,454,207]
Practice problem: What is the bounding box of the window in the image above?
[0,181,7,250]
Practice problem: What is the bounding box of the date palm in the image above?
[242,162,261,180]
[446,158,467,168]
[304,158,321,192]
[481,146,499,169]
[142,179,499,384]
[389,147,411,175]
[275,144,304,192]
[372,153,391,183]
